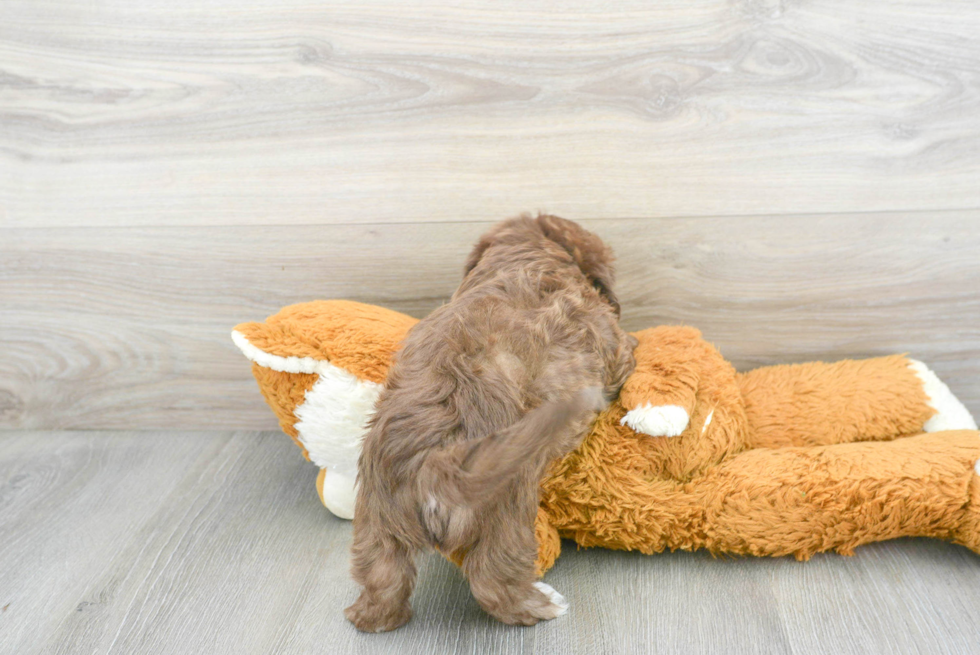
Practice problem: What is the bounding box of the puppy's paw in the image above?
[482,581,570,626]
[344,593,412,633]
[532,581,569,617]
[621,403,689,437]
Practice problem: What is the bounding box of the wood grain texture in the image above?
[1,211,978,430]
[2,1,980,227]
[3,430,980,655]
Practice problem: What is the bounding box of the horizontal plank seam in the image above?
[2,206,979,232]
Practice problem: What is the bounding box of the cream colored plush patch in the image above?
[620,403,690,437]
[701,409,714,435]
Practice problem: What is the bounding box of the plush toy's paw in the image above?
[620,403,690,437]
[908,360,978,431]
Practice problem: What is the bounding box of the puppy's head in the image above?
[464,213,620,315]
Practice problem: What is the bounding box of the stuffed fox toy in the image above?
[233,299,980,574]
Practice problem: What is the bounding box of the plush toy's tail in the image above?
[453,386,607,503]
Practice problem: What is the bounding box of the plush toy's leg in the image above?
[315,468,357,520]
[737,355,975,449]
[955,464,980,553]
[691,430,980,559]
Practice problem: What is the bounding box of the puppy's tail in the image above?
[456,386,607,503]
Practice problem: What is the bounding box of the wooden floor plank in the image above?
[0,431,239,653]
[3,430,980,654]
[2,211,978,430]
[2,1,980,227]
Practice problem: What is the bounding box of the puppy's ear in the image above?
[535,215,621,316]
[463,234,494,277]
[591,273,621,317]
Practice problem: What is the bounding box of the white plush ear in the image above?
[621,404,690,437]
[232,328,323,375]
[233,329,382,519]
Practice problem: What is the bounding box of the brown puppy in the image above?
[345,215,637,632]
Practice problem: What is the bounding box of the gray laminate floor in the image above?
[3,431,979,655]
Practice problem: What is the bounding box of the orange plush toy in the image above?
[233,300,980,574]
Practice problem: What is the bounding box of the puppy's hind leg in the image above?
[463,497,569,626]
[345,509,418,633]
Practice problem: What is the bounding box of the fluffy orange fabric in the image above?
[234,300,421,458]
[617,326,750,479]
[738,355,934,448]
[250,367,319,459]
[235,300,419,385]
[235,300,980,573]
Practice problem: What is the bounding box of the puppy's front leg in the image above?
[345,509,417,632]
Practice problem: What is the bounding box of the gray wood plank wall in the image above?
[2,0,980,430]
[3,1,980,227]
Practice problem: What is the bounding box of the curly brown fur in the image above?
[345,215,637,632]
